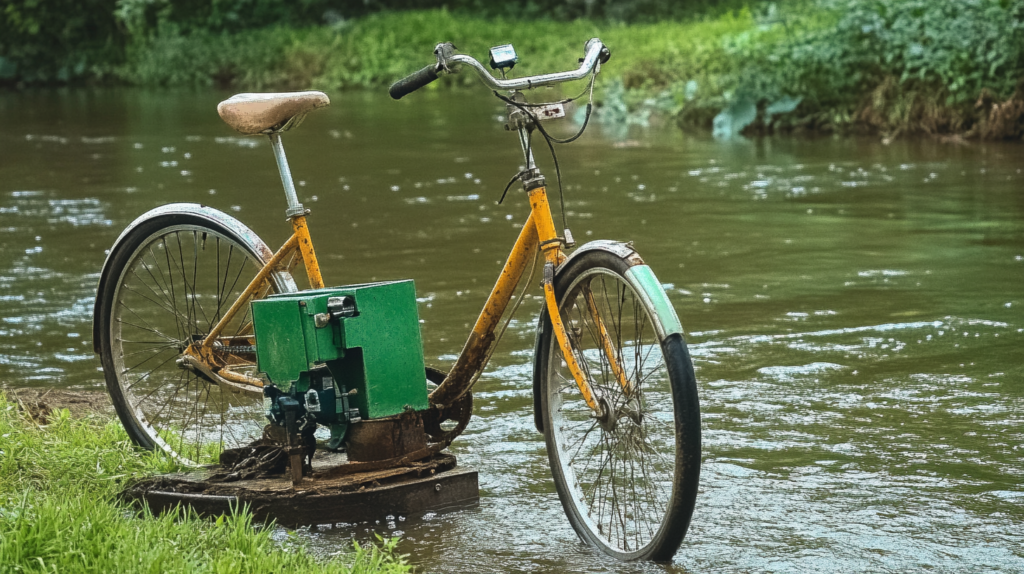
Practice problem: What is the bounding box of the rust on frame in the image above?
[291,214,324,289]
[429,214,539,409]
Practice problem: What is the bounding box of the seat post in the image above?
[268,133,305,218]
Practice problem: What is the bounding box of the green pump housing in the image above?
[251,280,429,422]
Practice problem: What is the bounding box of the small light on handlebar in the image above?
[489,44,518,71]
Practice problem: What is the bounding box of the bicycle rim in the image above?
[106,223,288,465]
[544,264,687,558]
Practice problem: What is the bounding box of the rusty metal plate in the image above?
[124,455,478,528]
[346,410,428,462]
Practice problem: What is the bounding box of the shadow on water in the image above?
[1,87,1022,572]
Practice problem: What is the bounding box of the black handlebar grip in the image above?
[389,65,440,100]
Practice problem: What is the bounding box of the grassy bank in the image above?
[118,2,1024,140]
[0,394,411,574]
[4,1,1024,139]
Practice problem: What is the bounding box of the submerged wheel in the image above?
[96,213,297,465]
[537,250,701,561]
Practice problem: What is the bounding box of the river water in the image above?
[1,88,1021,573]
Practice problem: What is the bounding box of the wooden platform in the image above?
[123,452,478,527]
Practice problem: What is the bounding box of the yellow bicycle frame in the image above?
[188,184,624,416]
[182,214,323,389]
[426,183,616,414]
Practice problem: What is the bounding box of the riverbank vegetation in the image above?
[2,0,1023,139]
[0,393,411,574]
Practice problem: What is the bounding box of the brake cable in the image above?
[492,72,597,236]
[498,170,527,205]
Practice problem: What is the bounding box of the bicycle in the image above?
[93,38,701,561]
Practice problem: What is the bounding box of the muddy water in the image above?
[1,88,1021,573]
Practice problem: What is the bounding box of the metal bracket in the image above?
[505,106,533,132]
[434,42,458,73]
[522,170,546,191]
[504,92,535,132]
[285,206,308,219]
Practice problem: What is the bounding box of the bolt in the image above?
[434,483,442,492]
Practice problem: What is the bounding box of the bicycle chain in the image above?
[216,345,256,354]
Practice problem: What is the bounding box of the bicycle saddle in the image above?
[217,91,330,136]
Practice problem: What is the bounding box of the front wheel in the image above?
[537,250,701,561]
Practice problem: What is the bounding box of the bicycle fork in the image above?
[528,183,635,417]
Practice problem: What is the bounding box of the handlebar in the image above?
[389,38,610,100]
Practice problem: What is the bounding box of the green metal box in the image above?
[251,281,429,420]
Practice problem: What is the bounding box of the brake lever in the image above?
[580,38,611,64]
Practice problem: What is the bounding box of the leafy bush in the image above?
[0,0,122,83]
[831,0,1024,103]
[114,0,341,40]
[640,0,1023,136]
[713,0,1024,133]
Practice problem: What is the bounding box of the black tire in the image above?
[96,214,296,465]
[537,250,701,561]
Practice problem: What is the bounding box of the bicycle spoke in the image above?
[145,243,187,343]
[118,298,179,344]
[187,231,213,330]
[137,257,179,325]
[116,315,176,343]
[214,240,234,323]
[120,342,179,362]
[122,281,191,333]
[545,262,694,557]
[106,221,291,465]
[123,352,179,394]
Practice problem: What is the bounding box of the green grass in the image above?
[0,395,411,574]
[117,3,1024,139]
[119,8,763,93]
[12,1,1023,138]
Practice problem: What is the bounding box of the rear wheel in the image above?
[96,214,296,465]
[537,250,701,560]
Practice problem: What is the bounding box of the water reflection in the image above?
[0,88,1022,572]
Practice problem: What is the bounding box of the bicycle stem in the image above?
[517,122,537,170]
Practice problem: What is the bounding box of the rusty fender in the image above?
[92,203,298,353]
